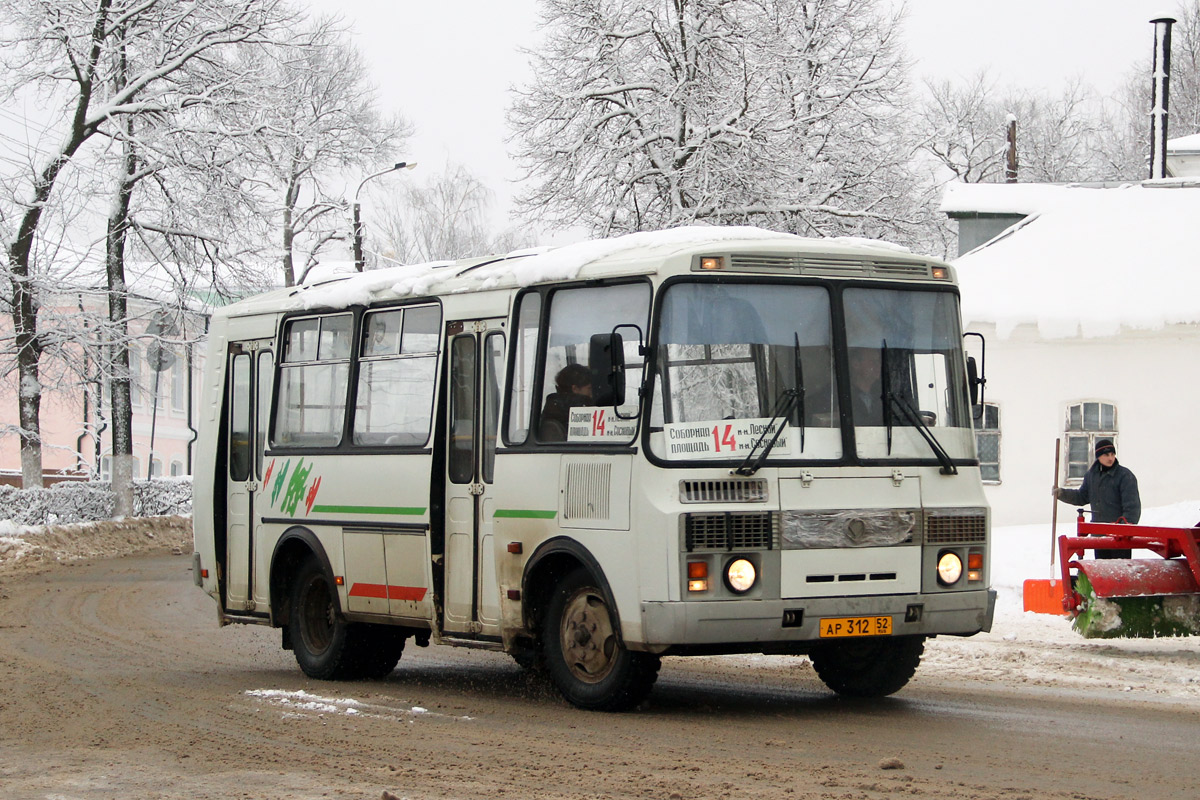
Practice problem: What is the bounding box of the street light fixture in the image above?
[352,161,418,272]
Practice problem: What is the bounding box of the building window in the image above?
[171,353,186,412]
[974,403,1000,483]
[1064,401,1117,485]
[170,460,184,477]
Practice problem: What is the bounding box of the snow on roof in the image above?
[939,181,1095,216]
[228,226,916,316]
[1168,132,1200,153]
[948,182,1200,338]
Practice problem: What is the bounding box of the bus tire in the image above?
[809,635,925,698]
[355,625,406,680]
[540,568,660,711]
[289,555,361,680]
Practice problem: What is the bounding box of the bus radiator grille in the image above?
[684,512,779,551]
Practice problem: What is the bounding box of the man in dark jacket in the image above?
[1054,438,1141,558]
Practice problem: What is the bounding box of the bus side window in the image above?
[353,305,440,447]
[273,314,352,447]
[535,282,650,445]
[506,292,541,445]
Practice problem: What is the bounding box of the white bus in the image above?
[193,227,994,711]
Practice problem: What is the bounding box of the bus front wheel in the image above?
[808,635,925,698]
[540,568,660,711]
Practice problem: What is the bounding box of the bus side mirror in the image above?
[967,357,980,407]
[589,332,625,407]
[964,331,986,414]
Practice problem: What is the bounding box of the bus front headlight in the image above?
[724,558,757,594]
[936,551,963,586]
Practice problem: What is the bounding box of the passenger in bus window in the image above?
[848,347,884,426]
[539,363,592,441]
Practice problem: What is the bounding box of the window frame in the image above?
[1063,401,1117,486]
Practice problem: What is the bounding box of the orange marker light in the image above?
[968,553,983,570]
[687,561,709,592]
[699,256,724,270]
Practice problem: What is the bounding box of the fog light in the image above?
[724,558,757,594]
[936,552,962,586]
[967,570,982,582]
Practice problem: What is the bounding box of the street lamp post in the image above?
[353,161,418,271]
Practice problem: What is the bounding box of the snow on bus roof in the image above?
[230,226,915,315]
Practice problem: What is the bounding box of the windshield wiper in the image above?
[734,387,799,476]
[881,341,894,454]
[793,332,806,454]
[881,342,958,475]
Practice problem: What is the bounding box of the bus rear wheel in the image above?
[540,568,660,711]
[289,556,403,680]
[809,635,925,698]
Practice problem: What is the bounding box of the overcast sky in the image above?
[312,0,1177,223]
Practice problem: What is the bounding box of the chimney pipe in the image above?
[1149,16,1176,180]
[1005,116,1018,183]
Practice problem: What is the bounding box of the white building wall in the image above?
[974,321,1200,526]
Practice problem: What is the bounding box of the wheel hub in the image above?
[560,588,617,683]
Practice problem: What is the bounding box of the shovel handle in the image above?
[1051,438,1060,566]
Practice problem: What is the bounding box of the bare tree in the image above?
[371,163,525,265]
[229,18,412,287]
[916,73,1108,185]
[0,0,287,491]
[509,0,923,242]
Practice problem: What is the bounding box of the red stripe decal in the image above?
[348,583,427,601]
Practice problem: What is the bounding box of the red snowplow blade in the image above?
[1075,558,1200,599]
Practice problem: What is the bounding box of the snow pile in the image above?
[943,182,1200,338]
[245,689,469,722]
[0,478,193,526]
[0,515,193,577]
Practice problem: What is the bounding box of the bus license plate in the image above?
[818,616,892,638]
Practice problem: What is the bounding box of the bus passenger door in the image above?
[443,319,505,634]
[223,341,273,613]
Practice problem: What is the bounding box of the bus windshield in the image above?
[648,281,973,464]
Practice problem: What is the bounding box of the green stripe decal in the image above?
[309,505,426,516]
[494,509,558,519]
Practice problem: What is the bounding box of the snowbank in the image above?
[0,478,192,526]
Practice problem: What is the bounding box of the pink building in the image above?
[1,287,210,486]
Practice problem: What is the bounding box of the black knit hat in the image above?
[1095,438,1115,457]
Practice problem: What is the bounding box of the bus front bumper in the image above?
[636,589,995,651]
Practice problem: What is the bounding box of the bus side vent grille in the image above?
[680,479,768,504]
[924,510,987,544]
[564,463,611,520]
[685,512,779,551]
